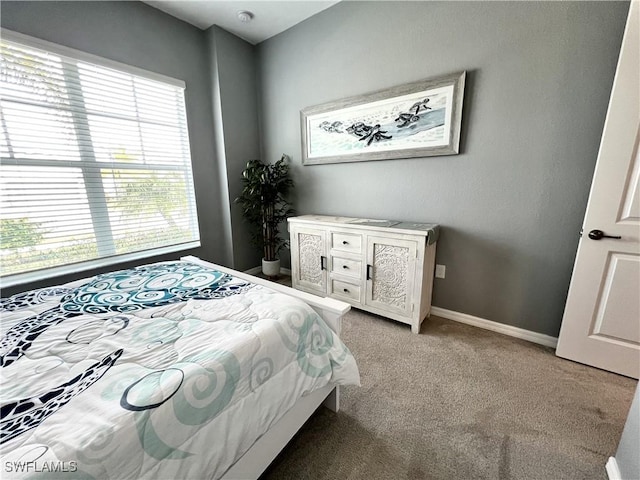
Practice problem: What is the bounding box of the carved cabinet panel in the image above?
[290,226,327,297]
[366,237,417,316]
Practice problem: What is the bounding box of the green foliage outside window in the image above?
[0,217,44,250]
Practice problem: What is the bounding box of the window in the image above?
[0,32,200,286]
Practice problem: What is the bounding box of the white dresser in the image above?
[288,215,439,333]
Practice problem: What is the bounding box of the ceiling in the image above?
[143,1,340,45]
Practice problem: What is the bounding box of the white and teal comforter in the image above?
[0,261,360,479]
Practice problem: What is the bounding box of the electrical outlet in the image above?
[435,264,446,279]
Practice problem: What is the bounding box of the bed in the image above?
[0,255,359,479]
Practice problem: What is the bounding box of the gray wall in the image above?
[0,1,232,296]
[206,26,262,272]
[257,1,629,336]
[615,383,640,480]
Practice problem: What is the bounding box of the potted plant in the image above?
[235,155,295,277]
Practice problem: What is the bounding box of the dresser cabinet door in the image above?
[291,226,327,296]
[365,236,417,317]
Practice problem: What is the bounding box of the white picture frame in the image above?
[301,71,466,165]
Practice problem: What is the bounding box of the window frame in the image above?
[0,30,201,289]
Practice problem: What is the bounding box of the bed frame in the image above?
[181,256,351,480]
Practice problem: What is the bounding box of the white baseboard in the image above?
[606,457,621,480]
[430,307,558,349]
[236,277,557,349]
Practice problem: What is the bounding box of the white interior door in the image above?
[556,1,640,379]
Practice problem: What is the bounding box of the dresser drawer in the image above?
[331,256,361,279]
[330,279,361,303]
[331,232,362,253]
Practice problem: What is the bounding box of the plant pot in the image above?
[262,258,280,277]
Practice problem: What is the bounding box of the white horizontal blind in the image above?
[0,33,200,284]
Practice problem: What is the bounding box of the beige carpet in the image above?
[262,309,637,480]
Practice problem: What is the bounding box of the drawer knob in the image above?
[342,240,348,245]
[343,288,349,293]
[342,265,348,269]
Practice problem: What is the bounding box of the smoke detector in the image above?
[237,10,254,23]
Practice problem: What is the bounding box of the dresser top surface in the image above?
[288,215,439,243]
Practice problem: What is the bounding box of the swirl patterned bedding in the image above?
[0,261,360,479]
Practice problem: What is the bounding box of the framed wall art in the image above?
[300,71,466,165]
